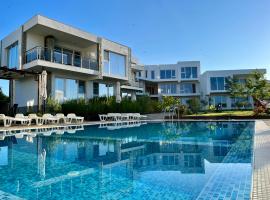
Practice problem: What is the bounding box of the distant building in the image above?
[140,62,266,109]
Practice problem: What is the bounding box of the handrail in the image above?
[25,46,99,71]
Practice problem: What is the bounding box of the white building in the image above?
[140,62,267,109]
[139,61,201,104]
[0,15,143,112]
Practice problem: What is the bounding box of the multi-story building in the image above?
[0,15,143,112]
[139,61,201,104]
[140,61,266,109]
[200,69,266,109]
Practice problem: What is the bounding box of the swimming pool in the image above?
[0,121,254,199]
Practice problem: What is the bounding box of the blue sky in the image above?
[0,0,270,95]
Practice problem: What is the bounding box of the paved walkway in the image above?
[252,120,270,199]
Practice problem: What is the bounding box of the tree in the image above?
[0,87,9,101]
[158,96,179,112]
[227,70,270,114]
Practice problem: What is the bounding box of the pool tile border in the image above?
[252,120,270,200]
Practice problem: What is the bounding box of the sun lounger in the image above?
[0,114,14,127]
[107,113,121,121]
[55,113,68,124]
[28,114,44,125]
[42,114,59,124]
[133,113,147,120]
[121,113,131,121]
[14,114,31,125]
[67,113,84,124]
[99,114,108,121]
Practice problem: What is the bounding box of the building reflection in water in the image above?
[0,121,254,199]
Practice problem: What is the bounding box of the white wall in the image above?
[14,77,38,108]
[1,27,23,69]
[26,32,44,51]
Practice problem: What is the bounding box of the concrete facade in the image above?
[0,15,143,112]
[140,61,267,109]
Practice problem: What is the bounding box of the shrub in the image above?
[61,96,160,120]
[158,96,179,111]
[46,97,62,114]
[176,104,188,117]
[208,105,216,112]
[186,98,201,114]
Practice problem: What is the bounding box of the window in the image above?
[103,50,109,73]
[231,97,250,108]
[151,70,155,79]
[7,42,18,69]
[212,96,227,108]
[93,82,99,95]
[103,50,126,77]
[181,67,197,79]
[93,83,114,97]
[145,70,148,78]
[210,77,227,90]
[137,71,141,77]
[55,78,85,102]
[180,83,196,93]
[160,70,176,79]
[160,84,177,94]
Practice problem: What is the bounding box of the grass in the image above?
[186,110,254,117]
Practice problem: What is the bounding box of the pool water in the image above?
[0,121,254,200]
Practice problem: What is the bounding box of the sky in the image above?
[0,0,270,95]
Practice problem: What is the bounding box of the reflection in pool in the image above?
[0,121,254,199]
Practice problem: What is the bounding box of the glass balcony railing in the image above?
[25,46,99,71]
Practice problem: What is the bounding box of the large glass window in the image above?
[55,78,85,102]
[7,43,18,69]
[160,84,177,94]
[180,83,196,93]
[231,97,250,108]
[181,67,197,79]
[160,70,176,79]
[93,83,114,97]
[103,50,126,77]
[212,96,227,108]
[151,71,155,79]
[103,51,110,74]
[210,77,226,90]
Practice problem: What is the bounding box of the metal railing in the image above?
[25,46,99,71]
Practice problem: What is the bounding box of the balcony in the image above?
[25,46,99,71]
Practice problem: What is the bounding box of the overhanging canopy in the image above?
[0,66,39,80]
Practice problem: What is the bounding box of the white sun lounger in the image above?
[55,113,68,124]
[42,114,59,124]
[133,113,147,120]
[28,114,44,125]
[107,113,121,121]
[0,114,14,127]
[14,114,32,126]
[67,113,84,124]
[99,114,108,121]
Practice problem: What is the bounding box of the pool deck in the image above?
[252,119,270,200]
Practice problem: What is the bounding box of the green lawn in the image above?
[186,110,254,117]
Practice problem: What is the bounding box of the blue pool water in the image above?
[0,121,254,200]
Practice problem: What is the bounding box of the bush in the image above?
[61,96,160,120]
[186,97,201,114]
[176,104,188,117]
[158,96,179,111]
[46,97,62,114]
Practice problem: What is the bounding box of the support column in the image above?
[131,91,136,101]
[115,81,121,103]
